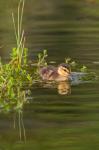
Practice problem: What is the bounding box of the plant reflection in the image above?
[13,111,26,142]
[0,86,28,141]
[13,88,27,141]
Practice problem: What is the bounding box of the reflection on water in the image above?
[0,81,99,150]
[13,112,26,142]
[37,80,71,95]
[57,81,71,95]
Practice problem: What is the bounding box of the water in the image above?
[0,0,99,149]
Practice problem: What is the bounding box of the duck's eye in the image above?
[63,68,70,73]
[63,69,67,72]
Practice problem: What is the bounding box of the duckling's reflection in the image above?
[57,81,71,95]
[42,81,71,95]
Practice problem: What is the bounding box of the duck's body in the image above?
[39,64,71,81]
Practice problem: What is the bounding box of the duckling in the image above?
[39,63,71,81]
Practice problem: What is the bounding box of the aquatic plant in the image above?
[11,0,27,67]
[0,0,32,114]
[0,62,31,113]
[65,57,88,72]
[30,49,48,81]
[65,57,98,81]
[37,49,48,67]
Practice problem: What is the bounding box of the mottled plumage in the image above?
[39,64,71,81]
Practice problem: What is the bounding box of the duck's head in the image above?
[57,63,71,78]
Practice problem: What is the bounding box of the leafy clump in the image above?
[65,57,98,81]
[37,49,48,67]
[0,58,32,113]
[0,0,32,113]
[65,57,88,72]
[31,49,48,81]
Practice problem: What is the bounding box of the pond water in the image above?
[0,0,99,150]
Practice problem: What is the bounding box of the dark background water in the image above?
[0,0,99,149]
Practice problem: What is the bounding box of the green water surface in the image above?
[0,0,99,150]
